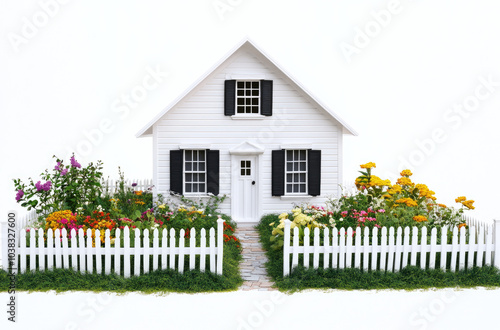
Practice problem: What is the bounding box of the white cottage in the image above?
[137,39,357,224]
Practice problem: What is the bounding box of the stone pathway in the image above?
[235,225,277,291]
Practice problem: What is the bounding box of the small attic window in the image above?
[224,80,273,117]
[236,81,260,114]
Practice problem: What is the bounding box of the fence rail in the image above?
[283,219,500,276]
[1,218,224,277]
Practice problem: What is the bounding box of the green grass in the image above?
[257,214,500,292]
[0,243,242,294]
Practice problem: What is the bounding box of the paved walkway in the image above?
[234,225,276,291]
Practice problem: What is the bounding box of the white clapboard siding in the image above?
[5,218,225,277]
[282,219,500,276]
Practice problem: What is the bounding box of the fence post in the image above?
[216,216,224,275]
[283,219,291,277]
[494,220,500,268]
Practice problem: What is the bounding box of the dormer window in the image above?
[224,79,273,117]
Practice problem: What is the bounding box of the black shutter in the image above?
[224,80,236,116]
[272,150,285,196]
[170,150,183,194]
[260,80,273,116]
[206,150,220,195]
[308,150,321,196]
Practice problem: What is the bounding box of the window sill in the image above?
[183,193,210,198]
[231,115,266,120]
[280,195,313,200]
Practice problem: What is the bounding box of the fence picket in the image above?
[86,229,93,273]
[55,229,62,269]
[29,228,36,271]
[115,229,121,276]
[313,228,320,269]
[387,227,395,272]
[323,228,330,269]
[458,227,466,270]
[402,227,411,269]
[420,227,427,269]
[363,227,370,271]
[153,229,159,272]
[179,229,185,274]
[303,227,310,268]
[380,227,387,272]
[450,227,459,272]
[371,227,378,271]
[20,229,27,273]
[292,227,299,270]
[394,227,403,272]
[78,229,85,273]
[62,228,69,269]
[143,229,150,274]
[38,228,45,271]
[440,226,448,271]
[354,227,361,269]
[200,229,206,272]
[95,230,102,274]
[467,226,476,269]
[47,229,54,270]
[429,227,437,270]
[170,228,177,270]
[105,230,111,275]
[346,228,353,268]
[134,228,141,276]
[161,229,168,270]
[477,225,485,267]
[190,228,196,270]
[410,227,418,266]
[209,228,215,273]
[124,227,130,278]
[331,227,338,269]
[485,225,493,266]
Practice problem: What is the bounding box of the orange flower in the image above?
[134,191,143,196]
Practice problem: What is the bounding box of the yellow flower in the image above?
[395,198,418,207]
[360,162,376,169]
[278,212,289,220]
[455,196,466,203]
[461,200,475,210]
[158,204,166,209]
[396,177,414,187]
[413,215,428,222]
[400,169,413,177]
[458,223,467,230]
[134,191,143,196]
[438,203,447,208]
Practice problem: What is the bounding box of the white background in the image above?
[1,0,500,328]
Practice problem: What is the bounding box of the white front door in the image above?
[232,155,259,223]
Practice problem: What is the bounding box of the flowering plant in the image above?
[13,154,103,215]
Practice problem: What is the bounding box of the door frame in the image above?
[229,142,264,223]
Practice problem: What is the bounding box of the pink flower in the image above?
[378,209,385,213]
[375,224,381,228]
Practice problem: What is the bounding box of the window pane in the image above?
[237,106,244,113]
[185,184,192,193]
[246,169,251,175]
[287,184,292,193]
[237,81,244,88]
[199,184,205,192]
[300,173,306,183]
[185,151,192,161]
[246,90,251,96]
[287,162,293,171]
[185,162,192,171]
[237,98,244,105]
[300,184,306,193]
[245,98,251,105]
[293,185,299,193]
[252,107,258,113]
[252,82,259,89]
[237,90,244,96]
[192,162,198,171]
[199,163,205,171]
[252,89,259,96]
[192,184,198,193]
[186,173,192,182]
[294,163,298,171]
[294,173,299,182]
[199,173,205,182]
[286,173,293,183]
[287,151,293,161]
[241,169,245,176]
[252,98,258,105]
[300,162,306,171]
[294,151,299,161]
[246,82,251,88]
[199,150,205,158]
[300,150,306,160]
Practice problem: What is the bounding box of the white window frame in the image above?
[284,149,308,195]
[235,80,260,115]
[183,150,207,195]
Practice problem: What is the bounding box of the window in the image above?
[271,149,321,197]
[236,81,260,114]
[184,150,206,193]
[241,160,251,176]
[224,80,273,116]
[170,149,219,195]
[285,150,307,194]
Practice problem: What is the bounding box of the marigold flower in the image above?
[455,196,466,203]
[395,198,418,207]
[396,177,414,187]
[461,200,475,210]
[400,169,413,177]
[438,203,447,208]
[134,191,143,196]
[458,223,467,230]
[360,162,376,169]
[413,215,428,222]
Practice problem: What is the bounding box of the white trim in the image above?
[280,144,313,149]
[284,149,308,195]
[280,195,313,200]
[231,115,266,120]
[183,150,207,194]
[231,154,261,223]
[179,144,211,150]
[229,141,265,155]
[337,128,343,198]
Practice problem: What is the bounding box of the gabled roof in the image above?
[136,38,357,137]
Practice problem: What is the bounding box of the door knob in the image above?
[252,181,256,185]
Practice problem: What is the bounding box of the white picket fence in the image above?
[1,218,224,277]
[283,219,500,276]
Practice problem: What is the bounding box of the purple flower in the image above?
[35,181,43,191]
[54,161,62,171]
[60,218,68,224]
[61,168,68,176]
[132,183,137,187]
[42,181,52,191]
[70,156,81,168]
[15,189,24,201]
